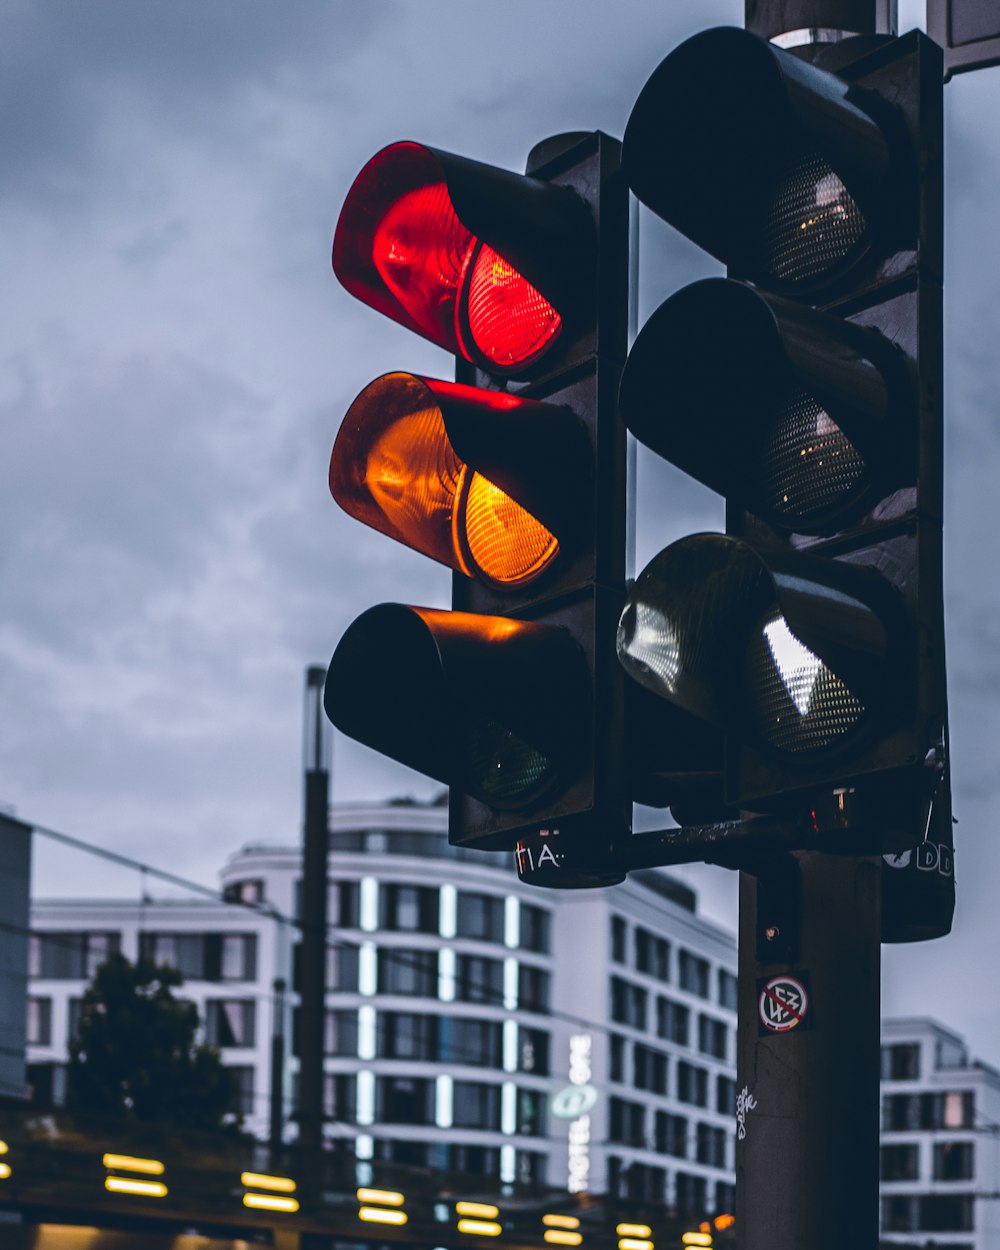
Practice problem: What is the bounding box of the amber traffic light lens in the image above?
[745,608,865,754]
[458,468,560,588]
[330,373,559,587]
[463,243,562,370]
[764,152,867,284]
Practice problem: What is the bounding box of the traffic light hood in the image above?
[333,141,596,375]
[325,604,590,817]
[619,278,911,535]
[617,534,898,761]
[623,27,907,291]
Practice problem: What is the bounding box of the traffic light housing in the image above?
[616,28,948,871]
[325,132,630,881]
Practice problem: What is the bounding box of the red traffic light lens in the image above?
[329,373,560,588]
[462,243,562,370]
[334,143,563,374]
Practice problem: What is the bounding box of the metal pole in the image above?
[736,853,881,1248]
[297,666,331,1187]
[269,976,287,1163]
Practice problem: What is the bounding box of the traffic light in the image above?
[325,133,630,882]
[615,28,948,869]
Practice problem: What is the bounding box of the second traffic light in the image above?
[325,132,630,881]
[616,28,947,863]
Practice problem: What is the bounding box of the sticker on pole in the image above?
[757,973,812,1035]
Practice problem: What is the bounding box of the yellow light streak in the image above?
[616,1225,652,1238]
[457,1218,503,1237]
[358,1206,408,1225]
[102,1153,164,1176]
[105,1177,168,1198]
[0,1141,8,1155]
[543,1214,581,1229]
[243,1192,300,1213]
[457,1201,500,1218]
[618,1239,654,1250]
[683,1235,713,1247]
[241,1171,296,1193]
[0,1163,10,1180]
[357,1187,405,1206]
[544,1231,583,1246]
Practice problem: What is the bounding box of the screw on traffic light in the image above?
[615,27,949,920]
[324,133,630,886]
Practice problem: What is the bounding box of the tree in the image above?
[66,951,238,1132]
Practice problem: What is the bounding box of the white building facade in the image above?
[880,1017,1000,1250]
[27,800,739,1221]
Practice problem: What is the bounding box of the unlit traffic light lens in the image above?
[764,152,867,284]
[465,719,558,807]
[760,390,868,528]
[746,609,865,754]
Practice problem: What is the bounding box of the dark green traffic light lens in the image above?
[764,152,867,284]
[464,720,558,809]
[745,608,865,754]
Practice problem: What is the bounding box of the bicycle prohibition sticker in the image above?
[757,973,812,1035]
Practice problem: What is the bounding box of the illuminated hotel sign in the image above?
[554,1032,598,1193]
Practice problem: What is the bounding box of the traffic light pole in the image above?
[733,11,885,1250]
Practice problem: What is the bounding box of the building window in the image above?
[379,947,437,997]
[635,928,669,980]
[325,1009,359,1057]
[882,1090,975,1131]
[324,1072,356,1121]
[228,1065,255,1117]
[696,1123,727,1169]
[934,1141,974,1181]
[610,915,627,963]
[517,1088,547,1136]
[439,1018,503,1068]
[880,1042,921,1081]
[919,1193,974,1232]
[456,892,505,943]
[677,1060,709,1107]
[609,1095,646,1147]
[376,1075,434,1126]
[610,1034,626,1083]
[881,1195,916,1233]
[656,996,689,1045]
[520,905,551,954]
[716,1181,736,1215]
[327,945,359,992]
[717,1075,736,1116]
[880,1143,920,1181]
[698,1015,728,1061]
[140,933,257,982]
[222,879,263,905]
[30,931,121,980]
[518,965,550,1014]
[675,1171,707,1219]
[611,977,647,1030]
[633,1043,668,1095]
[935,1035,966,1070]
[678,950,710,998]
[26,997,51,1046]
[655,1110,688,1157]
[455,954,503,1005]
[378,1011,437,1061]
[452,1081,501,1130]
[517,1026,550,1075]
[718,969,738,1011]
[383,884,438,933]
[204,999,255,1049]
[331,881,361,928]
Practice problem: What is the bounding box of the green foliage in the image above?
[66,951,238,1132]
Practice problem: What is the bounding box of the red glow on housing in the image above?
[372,181,473,356]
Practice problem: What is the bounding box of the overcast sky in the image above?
[4,1,1000,1058]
